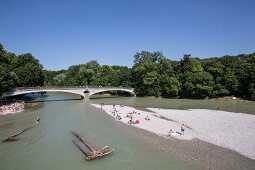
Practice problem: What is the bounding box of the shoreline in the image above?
[0,101,25,116]
[92,104,255,160]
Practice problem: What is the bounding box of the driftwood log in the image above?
[2,127,32,142]
[71,131,114,160]
[72,140,90,157]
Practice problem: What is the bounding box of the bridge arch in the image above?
[8,89,85,99]
[89,89,135,98]
[8,87,135,100]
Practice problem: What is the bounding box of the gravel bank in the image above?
[92,104,255,160]
[0,101,25,116]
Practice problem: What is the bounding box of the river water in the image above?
[0,93,255,170]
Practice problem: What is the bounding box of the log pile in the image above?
[2,127,31,142]
[71,131,114,160]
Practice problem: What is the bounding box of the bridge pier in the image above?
[83,94,90,101]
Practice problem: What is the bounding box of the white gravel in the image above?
[92,104,255,160]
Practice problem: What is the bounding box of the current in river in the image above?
[1,92,255,170]
[0,93,196,170]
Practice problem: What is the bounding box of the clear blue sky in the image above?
[1,0,255,70]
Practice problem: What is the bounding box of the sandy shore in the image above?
[92,104,255,160]
[0,101,25,116]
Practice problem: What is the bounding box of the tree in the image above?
[132,53,160,96]
[132,51,179,97]
[91,65,114,86]
[180,54,203,73]
[15,62,44,86]
[111,66,132,87]
[17,53,40,67]
[234,53,255,100]
[0,66,19,97]
[53,73,66,86]
[133,51,164,64]
[219,68,238,95]
[179,55,214,98]
[77,60,100,85]
[202,58,229,97]
[0,44,19,97]
[160,74,180,97]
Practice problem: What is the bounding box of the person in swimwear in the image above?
[181,124,185,135]
[36,116,40,123]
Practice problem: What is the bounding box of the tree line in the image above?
[0,43,44,98]
[1,43,255,100]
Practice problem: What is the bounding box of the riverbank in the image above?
[92,104,255,160]
[209,96,255,103]
[0,101,25,116]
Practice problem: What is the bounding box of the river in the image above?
[0,92,255,170]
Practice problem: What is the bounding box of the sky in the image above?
[0,0,255,70]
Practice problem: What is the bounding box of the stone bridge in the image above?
[7,87,135,100]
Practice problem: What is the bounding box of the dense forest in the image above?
[0,43,44,98]
[1,43,255,100]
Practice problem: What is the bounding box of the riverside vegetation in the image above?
[0,43,255,100]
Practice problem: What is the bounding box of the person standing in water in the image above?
[36,116,40,123]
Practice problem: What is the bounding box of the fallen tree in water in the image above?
[71,131,114,160]
[2,127,32,142]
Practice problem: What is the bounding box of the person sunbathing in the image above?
[145,115,150,120]
[167,129,173,136]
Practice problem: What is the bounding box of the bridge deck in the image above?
[7,87,135,99]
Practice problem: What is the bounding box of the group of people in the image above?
[168,123,186,136]
[103,103,188,137]
[145,115,150,120]
[109,105,146,125]
[108,104,123,121]
[127,110,143,124]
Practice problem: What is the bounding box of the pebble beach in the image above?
[0,101,25,116]
[92,104,255,160]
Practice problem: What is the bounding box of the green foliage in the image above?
[28,50,255,101]
[180,55,203,73]
[131,51,179,97]
[43,60,132,88]
[160,74,180,97]
[0,65,18,97]
[1,41,254,101]
[235,53,255,100]
[180,71,214,98]
[15,62,45,87]
[219,68,238,94]
[0,43,45,98]
[179,55,214,98]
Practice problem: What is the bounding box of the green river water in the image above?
[0,93,255,170]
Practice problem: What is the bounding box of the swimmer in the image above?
[36,116,40,123]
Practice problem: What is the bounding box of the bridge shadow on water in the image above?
[23,93,83,103]
[90,93,132,100]
[90,96,122,100]
[25,98,82,103]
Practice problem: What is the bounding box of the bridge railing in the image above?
[13,86,134,91]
